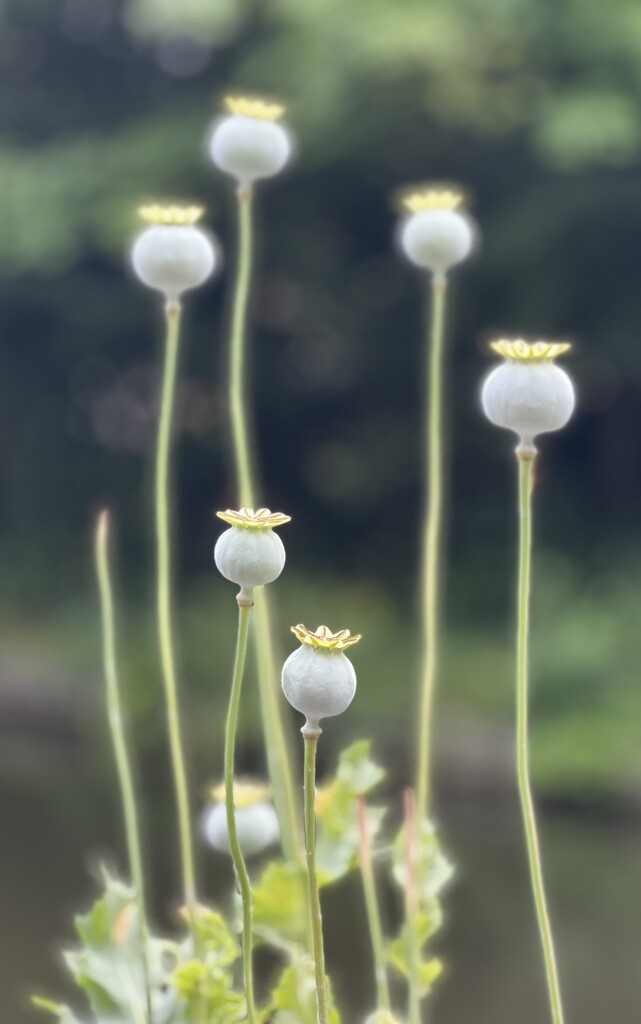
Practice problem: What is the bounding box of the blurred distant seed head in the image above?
[481,339,575,451]
[131,205,218,300]
[398,185,475,275]
[202,779,280,858]
[281,624,361,736]
[208,95,292,185]
[214,508,290,600]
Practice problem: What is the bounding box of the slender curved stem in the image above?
[225,601,256,1024]
[227,183,299,862]
[516,454,565,1024]
[303,734,330,1024]
[230,186,257,510]
[95,510,152,1024]
[156,300,198,934]
[416,273,448,823]
[356,797,391,1011]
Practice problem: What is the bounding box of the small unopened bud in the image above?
[397,185,476,276]
[214,508,290,596]
[131,205,218,300]
[208,95,293,185]
[281,624,361,736]
[481,339,575,451]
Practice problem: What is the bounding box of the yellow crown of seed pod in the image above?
[397,184,467,214]
[138,204,205,225]
[224,95,286,121]
[210,778,272,809]
[291,624,362,651]
[490,339,572,361]
[216,507,291,529]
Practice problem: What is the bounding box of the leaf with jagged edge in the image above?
[172,959,245,1024]
[192,907,240,967]
[392,818,454,906]
[387,908,444,996]
[315,741,386,886]
[267,954,341,1024]
[62,871,150,1021]
[168,906,243,1024]
[252,860,308,950]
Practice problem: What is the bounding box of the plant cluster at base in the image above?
[34,88,578,1024]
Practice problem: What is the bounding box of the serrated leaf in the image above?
[387,910,444,996]
[172,959,244,1024]
[314,741,386,886]
[270,955,340,1024]
[252,860,307,948]
[336,741,386,794]
[62,873,152,1024]
[74,871,136,950]
[392,818,454,906]
[193,908,240,967]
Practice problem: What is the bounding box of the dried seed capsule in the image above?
[131,205,218,299]
[281,624,361,736]
[208,95,293,185]
[481,339,575,451]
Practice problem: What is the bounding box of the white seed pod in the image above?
[481,340,575,449]
[214,508,290,596]
[131,206,218,300]
[281,625,361,735]
[208,97,292,184]
[202,800,280,858]
[400,208,475,274]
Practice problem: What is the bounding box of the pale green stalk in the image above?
[156,300,198,934]
[303,734,330,1024]
[356,796,391,1012]
[516,453,565,1024]
[416,274,448,822]
[224,601,256,1024]
[227,183,299,862]
[95,510,152,1024]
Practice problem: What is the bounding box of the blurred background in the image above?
[1,0,640,1020]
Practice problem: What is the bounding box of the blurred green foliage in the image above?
[0,0,640,797]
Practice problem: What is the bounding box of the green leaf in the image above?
[270,955,341,1024]
[74,871,137,949]
[335,740,386,794]
[387,910,444,996]
[193,907,240,967]
[31,998,83,1024]
[62,871,153,1023]
[392,818,454,906]
[252,860,308,949]
[172,959,245,1024]
[314,741,386,886]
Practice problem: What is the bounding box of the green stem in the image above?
[304,734,330,1024]
[230,186,257,510]
[516,454,565,1024]
[227,183,299,862]
[356,797,391,1011]
[156,300,198,935]
[95,511,152,1024]
[416,274,448,823]
[224,601,256,1024]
